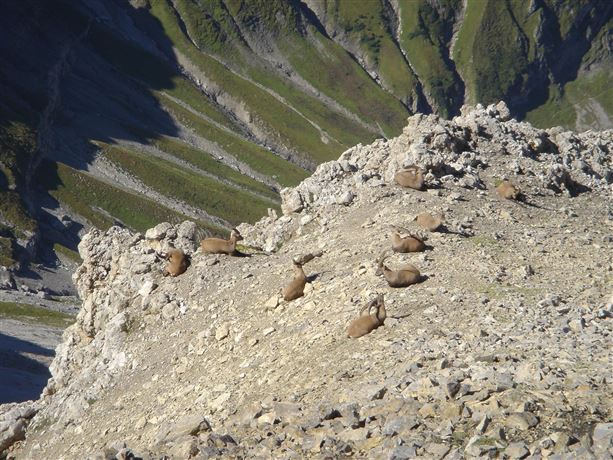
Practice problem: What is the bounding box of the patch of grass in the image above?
[452,0,488,103]
[334,0,420,105]
[284,35,409,138]
[469,235,500,247]
[160,96,309,186]
[525,66,612,130]
[102,144,276,225]
[0,236,17,267]
[38,160,222,235]
[152,136,279,201]
[0,191,37,233]
[244,65,377,151]
[0,301,75,328]
[53,242,81,263]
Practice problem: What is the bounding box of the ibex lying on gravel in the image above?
[390,226,426,253]
[201,229,243,255]
[376,251,422,287]
[414,212,444,232]
[394,166,424,190]
[165,248,189,277]
[496,180,520,200]
[347,294,386,338]
[282,251,323,301]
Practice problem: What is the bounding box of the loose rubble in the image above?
[3,103,612,459]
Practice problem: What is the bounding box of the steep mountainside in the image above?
[2,104,612,458]
[0,0,611,288]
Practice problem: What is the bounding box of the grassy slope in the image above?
[149,0,343,162]
[173,0,378,149]
[159,96,309,186]
[0,106,38,266]
[0,301,74,328]
[397,0,461,118]
[452,0,488,104]
[150,136,279,201]
[332,0,419,106]
[38,160,223,235]
[525,14,613,130]
[101,144,277,226]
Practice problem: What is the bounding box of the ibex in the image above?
[347,294,386,338]
[390,226,426,253]
[414,212,444,232]
[281,251,323,301]
[496,180,520,200]
[395,166,424,190]
[164,248,189,277]
[376,251,421,287]
[201,229,243,255]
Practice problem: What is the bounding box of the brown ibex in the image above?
[414,212,444,232]
[281,251,323,301]
[395,166,425,190]
[376,251,421,287]
[347,294,386,338]
[496,180,520,200]
[201,229,243,255]
[164,248,189,277]
[390,226,426,253]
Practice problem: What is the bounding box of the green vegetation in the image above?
[102,144,277,225]
[0,301,75,328]
[397,0,462,117]
[53,242,81,263]
[152,136,279,201]
[284,35,408,138]
[526,68,613,130]
[333,0,420,106]
[149,0,339,162]
[172,0,381,151]
[160,96,309,186]
[39,160,222,234]
[89,25,238,131]
[452,0,488,104]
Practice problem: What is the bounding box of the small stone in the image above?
[476,415,490,434]
[569,318,585,332]
[262,327,276,336]
[505,441,529,459]
[264,296,279,310]
[388,445,417,460]
[425,443,450,459]
[215,324,230,341]
[505,412,539,430]
[445,381,461,399]
[336,191,355,206]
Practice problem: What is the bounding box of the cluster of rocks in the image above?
[2,104,612,459]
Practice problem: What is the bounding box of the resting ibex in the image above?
[282,251,323,301]
[395,166,424,190]
[496,180,520,200]
[201,229,243,255]
[414,212,444,232]
[376,251,421,287]
[164,248,189,277]
[347,294,386,338]
[390,226,426,253]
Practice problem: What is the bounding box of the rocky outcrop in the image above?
[241,102,612,252]
[6,104,613,458]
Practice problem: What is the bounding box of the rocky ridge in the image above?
[2,103,612,459]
